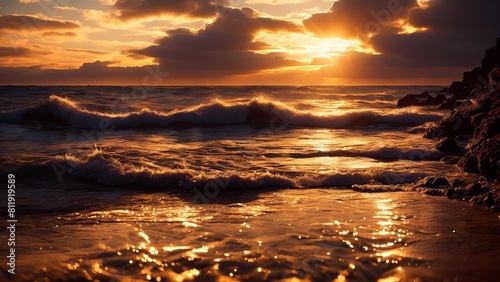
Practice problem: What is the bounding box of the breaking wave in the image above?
[9,150,429,190]
[0,95,442,129]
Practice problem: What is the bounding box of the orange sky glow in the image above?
[0,0,499,85]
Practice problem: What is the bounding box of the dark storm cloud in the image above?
[311,50,462,85]
[128,7,304,77]
[0,14,80,31]
[114,0,227,20]
[0,46,50,57]
[370,0,500,69]
[42,31,77,37]
[0,62,165,85]
[303,0,500,81]
[303,0,418,39]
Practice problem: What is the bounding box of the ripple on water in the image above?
[6,190,500,281]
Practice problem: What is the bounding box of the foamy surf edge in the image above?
[0,95,443,129]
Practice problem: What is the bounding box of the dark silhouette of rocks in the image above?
[407,39,500,209]
[437,98,460,110]
[397,92,447,108]
[423,110,474,139]
[436,138,463,156]
[420,177,450,188]
[459,132,500,180]
[397,92,429,107]
[444,38,500,99]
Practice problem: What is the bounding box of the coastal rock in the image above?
[437,98,459,110]
[436,138,462,155]
[452,179,466,188]
[481,38,500,75]
[397,92,430,107]
[397,93,450,108]
[459,135,500,180]
[465,183,482,196]
[448,81,463,94]
[441,156,461,164]
[416,40,500,207]
[421,177,450,188]
[423,109,474,139]
[470,189,500,208]
[472,109,500,142]
[471,112,488,127]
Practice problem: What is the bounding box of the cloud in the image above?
[0,62,165,85]
[303,0,418,40]
[301,0,500,83]
[128,7,304,78]
[245,0,313,4]
[369,0,500,69]
[19,0,49,3]
[113,0,226,20]
[0,46,50,58]
[42,31,77,37]
[0,14,80,32]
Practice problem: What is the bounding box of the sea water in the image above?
[0,86,499,281]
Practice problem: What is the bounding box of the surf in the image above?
[0,95,444,130]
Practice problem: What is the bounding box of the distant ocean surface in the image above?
[1,86,499,281]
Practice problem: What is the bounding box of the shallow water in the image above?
[1,86,499,281]
[5,188,500,281]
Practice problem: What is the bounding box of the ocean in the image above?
[1,86,499,281]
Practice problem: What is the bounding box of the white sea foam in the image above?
[0,95,443,129]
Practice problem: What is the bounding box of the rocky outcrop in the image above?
[436,138,463,156]
[397,92,447,108]
[443,38,500,100]
[456,68,500,180]
[410,39,500,208]
[459,135,500,179]
[423,109,475,139]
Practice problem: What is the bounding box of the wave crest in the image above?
[0,95,443,129]
[10,150,428,190]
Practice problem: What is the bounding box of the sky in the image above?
[0,0,499,85]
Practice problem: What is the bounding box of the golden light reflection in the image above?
[371,198,411,268]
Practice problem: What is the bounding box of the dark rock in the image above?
[472,109,500,141]
[481,39,500,75]
[452,179,466,188]
[455,135,469,141]
[432,177,450,188]
[451,88,472,100]
[489,64,500,86]
[420,95,437,106]
[448,81,464,94]
[421,177,450,188]
[435,94,447,105]
[398,92,451,108]
[425,189,445,196]
[445,188,456,198]
[420,93,448,106]
[458,151,480,174]
[437,98,459,110]
[423,177,435,187]
[436,138,461,155]
[459,135,500,180]
[465,183,482,196]
[397,94,420,108]
[471,112,488,127]
[423,110,474,139]
[462,67,485,88]
[470,190,500,207]
[397,92,430,107]
[441,156,461,164]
